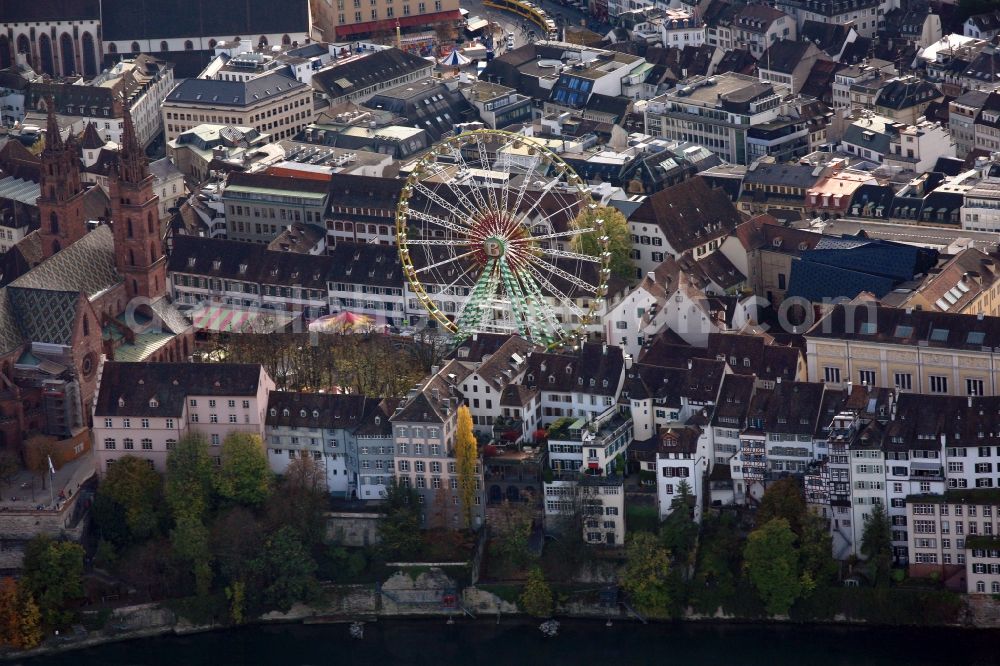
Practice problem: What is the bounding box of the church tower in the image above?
[37,98,88,259]
[110,102,166,301]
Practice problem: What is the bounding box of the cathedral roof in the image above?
[9,225,120,299]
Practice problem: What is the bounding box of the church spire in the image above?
[115,97,147,185]
[44,95,63,152]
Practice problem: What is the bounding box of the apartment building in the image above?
[223,171,330,244]
[92,362,274,474]
[806,304,1000,398]
[162,72,313,143]
[25,53,174,148]
[543,474,625,546]
[546,406,632,476]
[390,375,485,529]
[775,0,883,39]
[644,73,783,165]
[522,343,626,428]
[311,48,436,106]
[657,425,707,522]
[905,489,1000,591]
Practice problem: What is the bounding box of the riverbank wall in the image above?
[5,569,1000,660]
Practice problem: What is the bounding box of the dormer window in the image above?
[313,410,319,418]
[590,378,596,386]
[187,257,196,268]
[300,409,307,417]
[270,408,276,416]
[212,259,221,270]
[549,375,555,384]
[602,379,608,388]
[578,377,584,385]
[239,263,248,274]
[282,408,290,416]
[118,397,126,407]
[149,398,158,408]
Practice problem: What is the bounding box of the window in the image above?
[894,373,912,391]
[210,414,219,423]
[859,369,875,386]
[104,438,116,450]
[123,438,134,450]
[930,375,948,394]
[968,378,985,396]
[141,438,152,450]
[122,418,131,429]
[824,367,841,383]
[140,418,150,429]
[104,418,113,428]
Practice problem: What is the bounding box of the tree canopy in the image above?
[743,518,800,616]
[455,405,478,529]
[520,567,554,618]
[861,502,893,587]
[97,455,164,542]
[216,432,272,507]
[621,532,673,617]
[756,478,807,536]
[571,204,635,280]
[21,536,84,628]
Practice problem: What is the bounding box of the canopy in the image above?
[439,49,471,66]
[308,311,374,333]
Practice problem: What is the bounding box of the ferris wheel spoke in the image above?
[408,181,476,228]
[414,249,478,274]
[529,257,600,297]
[531,197,585,236]
[455,259,501,333]
[536,247,603,263]
[474,133,500,214]
[517,268,564,341]
[443,143,493,217]
[404,208,474,237]
[510,227,587,244]
[400,238,472,247]
[522,263,588,321]
[421,160,485,220]
[507,151,543,226]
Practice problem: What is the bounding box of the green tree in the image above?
[97,455,164,542]
[620,532,672,617]
[455,405,478,529]
[216,432,272,507]
[378,478,423,560]
[166,434,214,517]
[252,526,318,612]
[756,477,807,535]
[166,435,215,597]
[571,204,635,280]
[21,535,84,628]
[743,519,800,616]
[799,513,838,593]
[660,480,698,567]
[519,567,553,617]
[860,502,893,587]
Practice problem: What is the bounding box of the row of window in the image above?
[822,367,987,396]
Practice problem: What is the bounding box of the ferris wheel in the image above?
[396,129,610,348]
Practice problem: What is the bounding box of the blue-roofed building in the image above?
[785,236,939,303]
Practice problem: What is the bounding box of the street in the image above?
[462,0,604,52]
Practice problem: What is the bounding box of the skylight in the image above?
[929,328,949,342]
[894,324,913,338]
[968,331,986,346]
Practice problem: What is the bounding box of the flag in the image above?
[47,455,55,476]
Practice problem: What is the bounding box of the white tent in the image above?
[439,50,471,66]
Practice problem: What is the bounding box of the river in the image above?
[16,620,1000,666]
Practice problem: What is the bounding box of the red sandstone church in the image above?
[0,100,192,453]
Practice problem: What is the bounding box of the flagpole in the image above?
[47,455,54,507]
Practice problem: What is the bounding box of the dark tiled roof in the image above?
[312,49,433,99]
[711,373,755,427]
[94,362,265,417]
[266,391,372,429]
[875,77,940,111]
[524,343,624,396]
[0,0,99,22]
[807,303,1000,350]
[100,0,309,41]
[759,40,816,75]
[748,381,825,435]
[166,72,306,108]
[628,177,743,254]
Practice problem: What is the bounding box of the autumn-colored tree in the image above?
[520,567,554,618]
[620,532,673,617]
[455,405,478,529]
[0,577,41,648]
[570,204,635,280]
[21,535,84,628]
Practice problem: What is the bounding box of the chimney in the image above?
[969,395,974,408]
[473,332,478,341]
[602,343,608,355]
[647,271,655,282]
[687,359,692,370]
[431,365,440,376]
[847,380,853,394]
[624,353,633,370]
